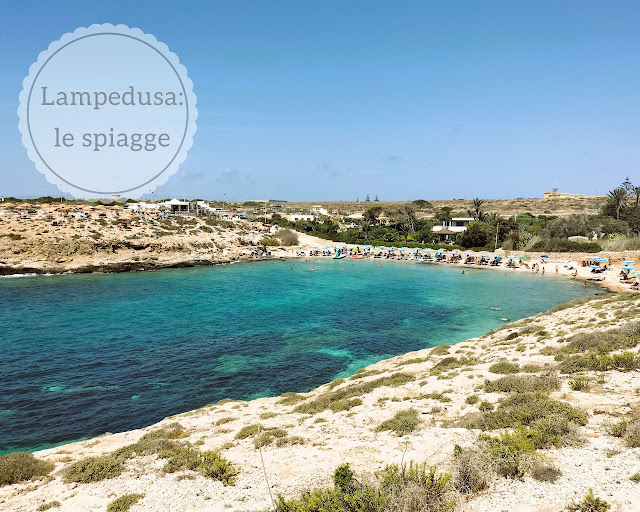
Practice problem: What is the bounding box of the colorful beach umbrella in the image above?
[519,256,527,261]
[541,254,549,258]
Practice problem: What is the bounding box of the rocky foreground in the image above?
[1,292,640,511]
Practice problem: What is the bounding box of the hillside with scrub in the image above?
[277,179,640,255]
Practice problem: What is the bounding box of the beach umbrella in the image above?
[622,266,636,270]
[310,245,318,249]
[519,256,527,261]
[541,254,549,258]
[594,258,608,263]
[495,255,502,260]
[588,265,601,269]
[507,255,517,259]
[623,260,635,265]
[464,252,472,255]
[297,245,304,249]
[632,271,640,275]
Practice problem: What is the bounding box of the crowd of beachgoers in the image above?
[275,237,640,293]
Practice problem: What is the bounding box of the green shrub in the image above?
[528,415,583,448]
[630,472,640,483]
[106,494,144,512]
[37,502,61,511]
[430,345,450,356]
[156,443,201,474]
[327,378,345,390]
[63,455,123,483]
[530,461,561,482]
[235,424,262,440]
[66,422,237,485]
[484,374,559,393]
[530,239,601,253]
[329,398,362,412]
[277,393,306,406]
[199,451,237,485]
[140,423,187,441]
[293,373,415,415]
[562,322,640,355]
[0,452,54,487]
[377,462,455,511]
[479,432,529,479]
[606,419,627,437]
[334,463,356,493]
[254,428,287,449]
[258,235,280,246]
[565,488,610,511]
[569,377,590,391]
[461,392,587,431]
[375,409,421,436]
[521,363,544,373]
[430,357,476,375]
[623,422,640,448]
[465,395,479,405]
[277,229,299,246]
[610,352,640,371]
[275,463,388,512]
[488,361,520,374]
[452,446,489,494]
[275,436,305,447]
[478,401,494,412]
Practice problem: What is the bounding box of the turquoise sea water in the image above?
[0,259,599,453]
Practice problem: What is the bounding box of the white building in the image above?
[311,205,329,215]
[287,214,315,222]
[432,217,474,240]
[126,202,159,211]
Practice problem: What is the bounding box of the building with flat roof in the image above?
[432,217,474,241]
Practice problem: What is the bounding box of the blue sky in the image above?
[1,1,639,201]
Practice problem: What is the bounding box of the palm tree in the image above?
[468,198,486,221]
[608,187,628,220]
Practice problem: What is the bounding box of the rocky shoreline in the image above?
[2,292,639,511]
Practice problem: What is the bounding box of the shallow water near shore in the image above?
[0,259,599,453]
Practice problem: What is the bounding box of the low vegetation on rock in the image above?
[0,452,54,487]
